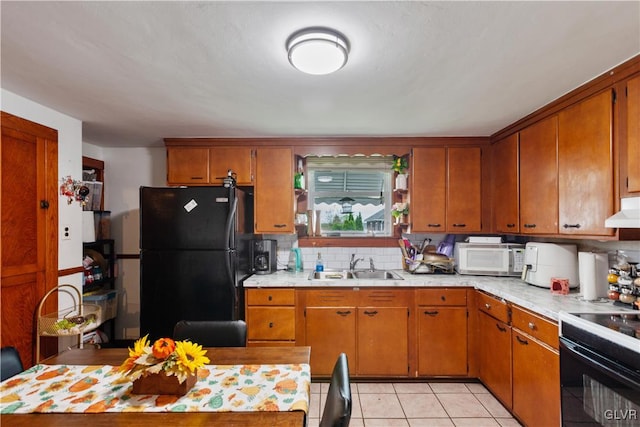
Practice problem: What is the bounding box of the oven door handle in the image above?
[560,337,640,390]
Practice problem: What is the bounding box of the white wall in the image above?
[82,143,166,339]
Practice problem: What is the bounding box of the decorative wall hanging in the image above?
[60,175,91,206]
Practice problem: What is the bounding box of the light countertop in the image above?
[243,270,635,321]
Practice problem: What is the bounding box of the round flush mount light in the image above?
[287,28,349,75]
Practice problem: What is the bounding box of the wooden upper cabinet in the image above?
[448,147,482,232]
[492,134,519,233]
[519,115,559,234]
[254,147,294,233]
[166,147,209,185]
[209,146,254,186]
[627,75,640,193]
[411,147,446,232]
[558,90,615,236]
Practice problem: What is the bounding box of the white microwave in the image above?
[455,243,525,276]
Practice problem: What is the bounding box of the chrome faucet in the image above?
[369,257,376,272]
[349,254,364,272]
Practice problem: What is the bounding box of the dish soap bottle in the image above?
[315,252,324,272]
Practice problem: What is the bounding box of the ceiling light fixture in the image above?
[287,28,349,75]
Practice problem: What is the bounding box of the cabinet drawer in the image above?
[246,288,295,306]
[416,288,467,306]
[246,307,295,340]
[511,305,558,350]
[476,291,510,323]
[303,289,359,306]
[359,289,413,307]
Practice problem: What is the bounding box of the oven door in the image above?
[560,337,640,426]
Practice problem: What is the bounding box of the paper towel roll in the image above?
[579,252,608,300]
[82,210,96,243]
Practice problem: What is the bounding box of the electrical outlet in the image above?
[62,225,71,240]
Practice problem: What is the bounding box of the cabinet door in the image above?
[209,147,254,186]
[305,307,356,376]
[627,75,640,193]
[417,307,467,376]
[512,330,560,427]
[166,147,210,185]
[357,307,409,376]
[478,310,512,409]
[411,147,446,232]
[255,147,294,233]
[520,116,559,234]
[246,307,295,342]
[558,91,615,236]
[492,134,519,233]
[447,147,482,232]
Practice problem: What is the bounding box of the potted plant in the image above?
[392,155,408,189]
[391,202,409,224]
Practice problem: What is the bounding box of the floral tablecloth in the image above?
[0,363,310,414]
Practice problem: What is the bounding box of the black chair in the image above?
[320,353,352,427]
[172,320,247,347]
[1,346,24,381]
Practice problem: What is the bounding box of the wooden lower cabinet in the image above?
[512,329,560,427]
[477,298,512,410]
[357,306,409,376]
[245,289,296,346]
[300,288,410,377]
[305,306,357,375]
[416,288,469,376]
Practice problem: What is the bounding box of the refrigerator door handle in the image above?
[224,192,238,250]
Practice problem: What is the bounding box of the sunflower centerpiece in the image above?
[118,335,209,395]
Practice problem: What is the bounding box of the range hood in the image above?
[604,197,640,228]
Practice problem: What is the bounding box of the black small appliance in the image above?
[251,239,277,274]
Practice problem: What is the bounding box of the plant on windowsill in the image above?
[392,155,409,189]
[118,335,209,395]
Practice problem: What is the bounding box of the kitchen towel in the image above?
[579,252,608,300]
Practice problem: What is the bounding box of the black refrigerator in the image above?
[139,186,254,340]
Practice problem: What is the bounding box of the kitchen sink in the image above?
[351,270,404,280]
[307,270,403,280]
[308,270,355,280]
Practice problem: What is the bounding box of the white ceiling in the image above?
[1,1,639,148]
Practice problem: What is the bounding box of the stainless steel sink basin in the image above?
[307,270,403,280]
[308,270,355,280]
[351,270,404,280]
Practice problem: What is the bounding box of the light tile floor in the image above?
[307,382,523,427]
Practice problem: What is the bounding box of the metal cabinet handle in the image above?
[268,295,273,301]
[269,322,274,328]
[452,223,466,228]
[485,303,491,310]
[563,223,581,229]
[440,295,446,301]
[273,224,287,228]
[190,176,204,180]
[496,323,507,332]
[427,223,441,228]
[364,310,378,317]
[516,335,529,345]
[336,310,351,316]
[424,310,439,316]
[528,322,536,330]
[523,223,537,228]
[506,223,516,228]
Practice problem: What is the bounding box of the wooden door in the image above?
[417,307,468,376]
[447,147,482,232]
[512,330,560,427]
[520,116,559,234]
[627,75,640,193]
[166,147,210,185]
[304,307,356,376]
[357,307,408,376]
[209,147,254,186]
[411,147,446,232]
[492,134,519,233]
[1,112,58,367]
[558,91,615,236]
[477,310,512,409]
[254,147,294,233]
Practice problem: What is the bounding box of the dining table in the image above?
[1,346,311,427]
